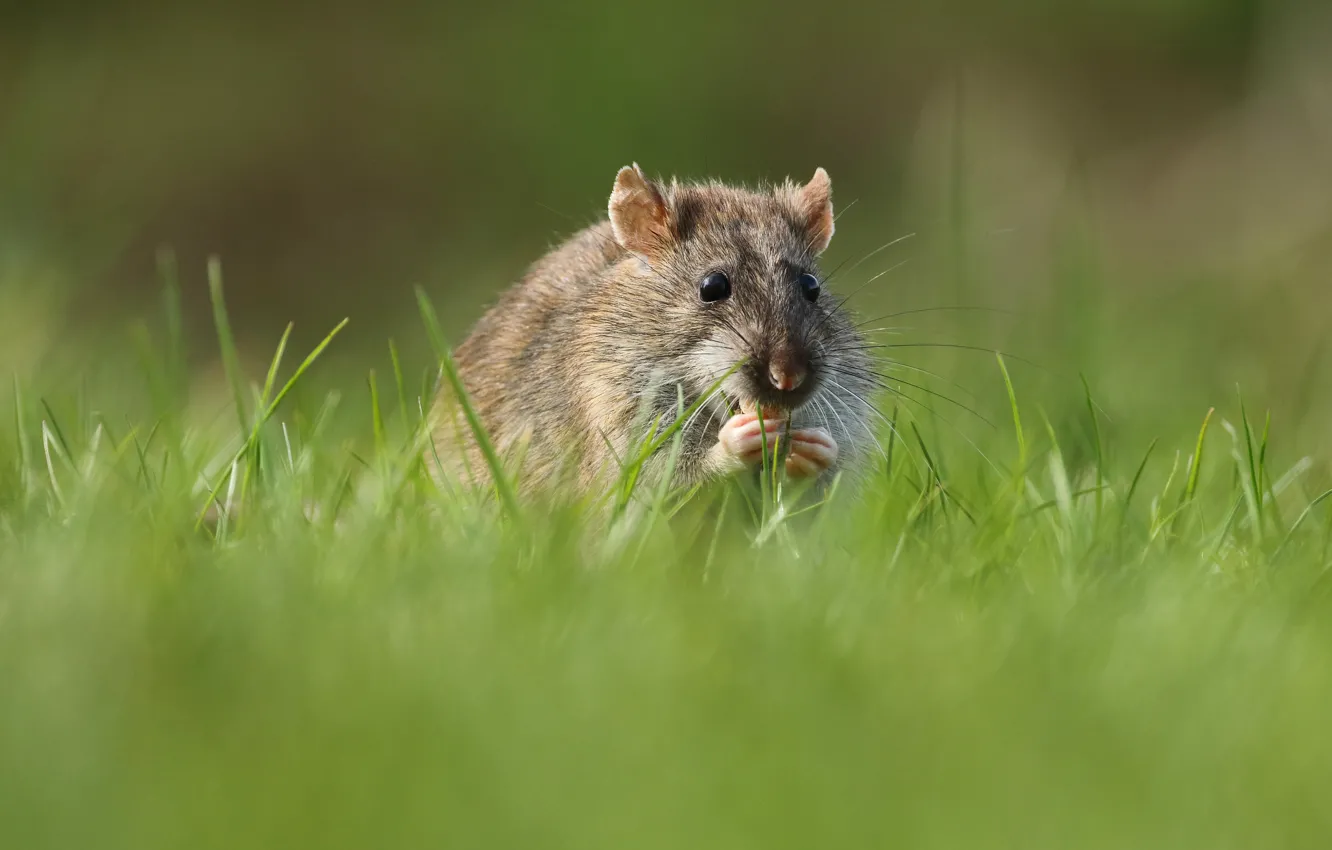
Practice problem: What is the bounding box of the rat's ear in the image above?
[609,164,672,258]
[787,167,835,255]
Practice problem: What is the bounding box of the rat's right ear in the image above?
[609,164,672,258]
[790,167,835,256]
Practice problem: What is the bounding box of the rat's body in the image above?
[429,165,878,499]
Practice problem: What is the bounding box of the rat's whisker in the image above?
[873,343,1051,373]
[812,262,911,340]
[815,372,892,437]
[814,381,855,448]
[818,386,890,464]
[814,259,911,334]
[696,402,723,443]
[834,328,907,339]
[806,259,911,344]
[830,197,859,225]
[824,232,916,285]
[681,383,728,438]
[869,305,1016,322]
[708,312,758,356]
[811,395,833,436]
[845,305,1010,343]
[870,361,980,401]
[817,343,903,359]
[817,254,854,290]
[859,259,911,289]
[839,396,891,464]
[819,374,887,427]
[818,393,883,463]
[830,338,1041,363]
[823,365,995,430]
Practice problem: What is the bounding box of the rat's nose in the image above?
[767,352,808,392]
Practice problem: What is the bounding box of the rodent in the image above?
[427,164,879,501]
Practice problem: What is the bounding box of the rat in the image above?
[427,164,879,501]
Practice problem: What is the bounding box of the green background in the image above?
[4,0,1326,455]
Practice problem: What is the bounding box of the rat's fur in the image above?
[428,165,878,499]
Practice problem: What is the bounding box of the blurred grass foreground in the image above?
[3,275,1332,849]
[5,1,1332,848]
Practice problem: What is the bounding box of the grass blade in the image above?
[1184,408,1213,505]
[1121,437,1157,529]
[369,369,387,461]
[1169,408,1213,539]
[208,257,251,435]
[39,399,74,463]
[1238,391,1261,521]
[13,375,30,496]
[1272,489,1332,564]
[1081,374,1104,523]
[258,323,294,415]
[415,286,520,519]
[996,353,1025,469]
[389,338,410,430]
[260,319,350,423]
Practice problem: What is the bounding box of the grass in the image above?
[2,269,1332,849]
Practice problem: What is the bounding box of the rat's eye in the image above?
[798,272,821,303]
[699,271,731,303]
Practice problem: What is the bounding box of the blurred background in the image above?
[3,0,1330,462]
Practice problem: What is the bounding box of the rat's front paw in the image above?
[711,411,787,473]
[784,428,838,479]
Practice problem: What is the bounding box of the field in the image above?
[7,5,1332,843]
[2,263,1331,849]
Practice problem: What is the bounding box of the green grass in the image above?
[2,274,1332,849]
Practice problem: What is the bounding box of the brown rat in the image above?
[427,164,879,500]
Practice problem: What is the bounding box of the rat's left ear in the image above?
[785,168,835,255]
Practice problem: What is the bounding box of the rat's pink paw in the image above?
[714,412,787,470]
[784,428,838,479]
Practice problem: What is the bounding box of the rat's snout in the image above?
[762,348,810,394]
[727,331,819,413]
[768,357,807,392]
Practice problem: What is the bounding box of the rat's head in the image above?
[608,163,859,417]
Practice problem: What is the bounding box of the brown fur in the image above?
[427,165,879,500]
